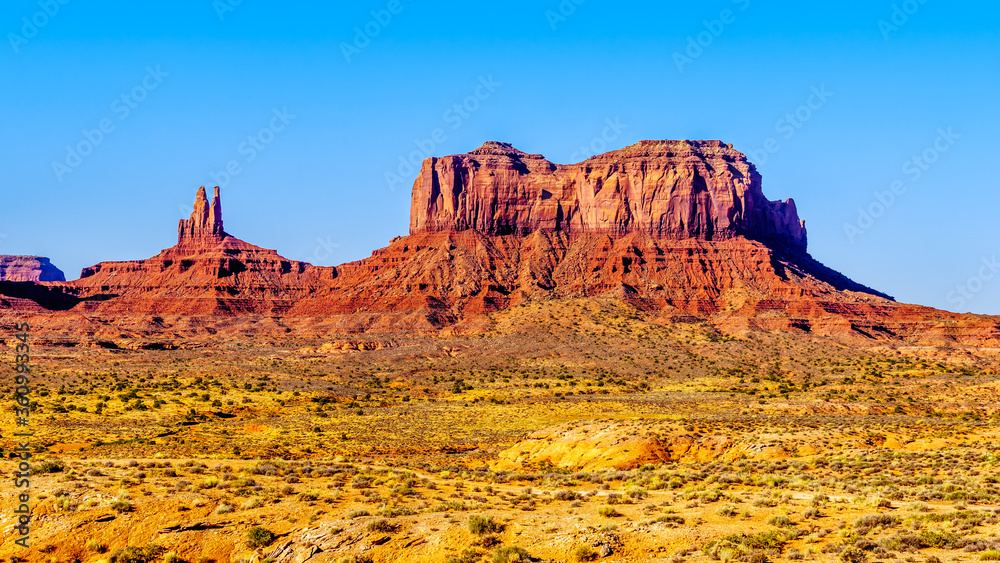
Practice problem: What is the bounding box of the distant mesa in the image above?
[0,256,66,282]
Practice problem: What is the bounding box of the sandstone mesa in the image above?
[411,140,806,252]
[0,255,65,282]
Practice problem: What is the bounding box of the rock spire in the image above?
[178,186,225,242]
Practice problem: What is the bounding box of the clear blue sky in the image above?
[1,1,998,314]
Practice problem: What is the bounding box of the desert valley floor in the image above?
[3,297,1000,563]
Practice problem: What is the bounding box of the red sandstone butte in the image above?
[410,141,807,252]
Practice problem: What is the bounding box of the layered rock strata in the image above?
[0,256,65,282]
[410,141,807,252]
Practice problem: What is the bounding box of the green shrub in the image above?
[241,498,264,510]
[766,515,794,528]
[554,490,579,501]
[430,501,468,512]
[981,551,1000,561]
[699,489,723,502]
[648,514,685,526]
[246,526,276,548]
[574,545,597,561]
[33,459,65,473]
[718,505,739,517]
[853,513,898,533]
[446,548,484,563]
[839,546,867,563]
[469,514,504,535]
[626,486,649,500]
[111,500,134,513]
[878,533,922,552]
[728,531,786,551]
[704,531,787,561]
[492,546,531,563]
[108,544,166,563]
[597,506,621,518]
[919,530,959,548]
[811,494,830,506]
[366,519,398,533]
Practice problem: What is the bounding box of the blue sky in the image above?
[1,0,998,314]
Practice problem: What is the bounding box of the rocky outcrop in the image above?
[288,230,941,340]
[178,186,225,241]
[67,187,335,315]
[0,256,65,282]
[493,419,903,471]
[410,140,808,252]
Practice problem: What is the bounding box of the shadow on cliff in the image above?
[772,246,894,301]
[0,281,115,311]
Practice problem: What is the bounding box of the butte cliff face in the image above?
[410,141,807,252]
[0,256,65,282]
